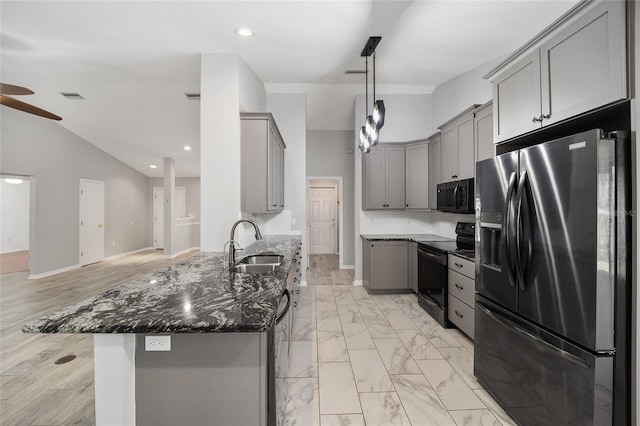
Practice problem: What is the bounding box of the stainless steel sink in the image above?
[236,255,284,265]
[230,263,279,273]
[230,254,283,273]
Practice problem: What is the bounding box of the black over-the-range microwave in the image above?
[436,178,474,214]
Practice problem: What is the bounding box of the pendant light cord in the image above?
[373,51,376,104]
[365,56,369,119]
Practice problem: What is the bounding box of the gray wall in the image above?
[431,55,503,130]
[0,107,150,275]
[148,177,201,245]
[306,130,355,266]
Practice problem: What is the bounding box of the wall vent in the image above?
[185,93,201,100]
[60,92,84,100]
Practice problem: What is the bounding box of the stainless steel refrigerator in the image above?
[474,129,630,425]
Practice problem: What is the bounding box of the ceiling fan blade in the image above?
[0,95,62,121]
[0,83,35,96]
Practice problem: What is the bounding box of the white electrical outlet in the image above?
[145,335,171,351]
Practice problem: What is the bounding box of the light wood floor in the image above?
[0,249,197,426]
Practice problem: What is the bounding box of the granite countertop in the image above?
[23,235,301,335]
[449,249,475,262]
[360,234,454,243]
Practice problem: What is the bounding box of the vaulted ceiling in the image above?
[1,1,579,177]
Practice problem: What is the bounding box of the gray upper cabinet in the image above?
[487,0,626,143]
[427,133,441,210]
[474,101,494,162]
[241,112,286,213]
[438,106,478,181]
[363,145,406,210]
[405,141,429,210]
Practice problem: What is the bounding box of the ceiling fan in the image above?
[0,83,62,121]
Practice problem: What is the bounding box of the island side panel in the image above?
[135,332,268,426]
[94,334,136,426]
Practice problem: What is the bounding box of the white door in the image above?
[79,179,104,266]
[153,187,164,249]
[308,187,336,254]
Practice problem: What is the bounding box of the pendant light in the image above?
[359,36,385,153]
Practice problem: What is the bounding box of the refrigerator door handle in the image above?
[477,301,590,370]
[514,170,528,291]
[502,172,517,287]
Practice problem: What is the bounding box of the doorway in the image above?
[79,179,105,266]
[306,177,344,268]
[0,175,31,274]
[152,187,186,250]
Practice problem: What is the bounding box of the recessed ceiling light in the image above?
[184,146,191,151]
[60,92,84,100]
[4,178,23,184]
[234,27,255,37]
[150,165,157,169]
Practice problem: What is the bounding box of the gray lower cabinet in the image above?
[427,133,441,209]
[487,0,626,143]
[241,112,286,213]
[363,145,406,210]
[362,239,409,293]
[447,254,475,339]
[405,141,428,210]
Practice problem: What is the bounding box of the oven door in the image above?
[417,246,449,326]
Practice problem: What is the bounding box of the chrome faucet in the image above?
[227,219,263,268]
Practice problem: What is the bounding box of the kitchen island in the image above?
[23,235,302,426]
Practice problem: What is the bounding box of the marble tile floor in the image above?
[307,255,354,286]
[283,284,518,426]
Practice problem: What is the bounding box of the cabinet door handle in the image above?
[455,310,464,318]
[454,262,464,268]
[455,283,464,291]
[532,116,543,123]
[541,114,551,120]
[406,204,409,207]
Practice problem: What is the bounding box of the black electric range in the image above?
[416,222,475,327]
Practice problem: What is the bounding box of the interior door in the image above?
[153,187,164,249]
[153,187,186,250]
[79,179,104,266]
[308,187,336,254]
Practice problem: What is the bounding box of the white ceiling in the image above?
[1,0,580,178]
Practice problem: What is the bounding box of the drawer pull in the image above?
[455,283,464,291]
[294,301,297,308]
[454,262,464,268]
[455,310,464,318]
[296,288,299,294]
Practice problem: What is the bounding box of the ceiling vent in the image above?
[185,93,200,100]
[60,92,84,100]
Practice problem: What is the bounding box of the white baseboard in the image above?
[105,246,154,261]
[164,247,200,259]
[353,279,363,286]
[28,264,80,280]
[299,280,308,287]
